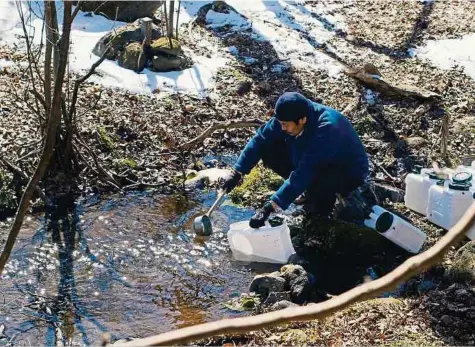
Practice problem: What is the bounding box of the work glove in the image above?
[222,169,242,193]
[249,201,275,229]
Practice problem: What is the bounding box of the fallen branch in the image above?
[180,119,264,150]
[316,44,439,100]
[344,66,440,100]
[114,203,475,347]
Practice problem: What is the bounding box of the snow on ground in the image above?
[414,33,475,81]
[205,0,346,77]
[0,0,354,94]
[0,59,14,68]
[0,1,228,95]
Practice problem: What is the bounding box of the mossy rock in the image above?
[150,37,182,56]
[445,241,475,284]
[92,19,161,59]
[228,164,284,208]
[151,54,189,72]
[118,42,146,72]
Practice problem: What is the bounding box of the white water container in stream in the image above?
[427,174,475,240]
[364,205,427,253]
[227,221,295,264]
[404,168,450,215]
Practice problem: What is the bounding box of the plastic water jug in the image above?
[404,168,450,215]
[427,175,475,239]
[227,221,295,264]
[364,205,427,253]
[455,161,475,187]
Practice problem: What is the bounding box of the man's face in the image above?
[279,117,307,136]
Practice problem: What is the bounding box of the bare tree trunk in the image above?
[0,2,73,274]
[175,1,181,39]
[44,1,54,114]
[51,1,60,79]
[168,0,175,49]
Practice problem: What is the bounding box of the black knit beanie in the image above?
[274,92,312,122]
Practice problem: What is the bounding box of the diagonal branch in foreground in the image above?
[179,119,264,150]
[114,203,475,346]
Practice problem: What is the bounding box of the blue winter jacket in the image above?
[234,101,369,210]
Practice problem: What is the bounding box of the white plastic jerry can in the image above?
[404,168,450,215]
[364,205,427,253]
[227,221,295,264]
[427,175,475,239]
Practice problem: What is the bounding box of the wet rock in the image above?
[280,264,313,304]
[249,272,286,299]
[263,291,291,306]
[150,37,182,57]
[117,42,146,72]
[152,54,189,72]
[269,300,298,311]
[78,1,163,22]
[92,19,161,60]
[185,168,231,189]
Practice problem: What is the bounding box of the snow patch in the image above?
[0,59,13,68]
[1,0,350,94]
[213,0,345,76]
[414,33,475,80]
[205,9,249,30]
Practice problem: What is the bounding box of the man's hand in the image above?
[249,201,275,228]
[222,169,242,193]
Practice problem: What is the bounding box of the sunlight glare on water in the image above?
[0,191,274,346]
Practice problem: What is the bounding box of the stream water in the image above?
[0,191,278,346]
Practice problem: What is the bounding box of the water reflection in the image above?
[0,191,265,345]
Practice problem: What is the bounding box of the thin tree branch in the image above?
[180,119,264,150]
[72,1,82,21]
[68,47,111,119]
[114,203,475,347]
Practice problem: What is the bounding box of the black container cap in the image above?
[448,182,470,191]
[428,170,449,180]
[376,212,394,233]
[453,171,472,184]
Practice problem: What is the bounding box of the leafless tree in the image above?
[0,1,113,273]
